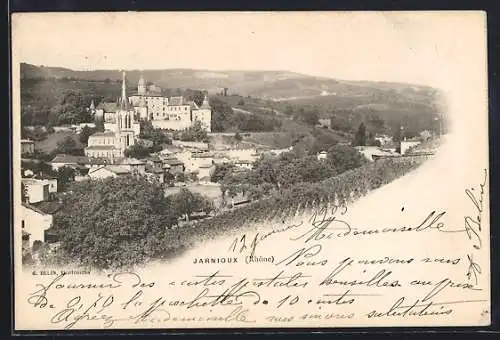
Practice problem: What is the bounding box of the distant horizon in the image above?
[20,62,439,89]
[12,11,486,93]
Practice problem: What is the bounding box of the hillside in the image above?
[20,62,444,138]
[20,63,442,102]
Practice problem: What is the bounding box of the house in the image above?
[400,140,422,155]
[50,154,111,172]
[144,165,165,183]
[355,146,399,161]
[218,148,260,163]
[88,166,131,180]
[159,145,182,156]
[75,123,96,133]
[50,154,90,171]
[374,134,393,146]
[178,151,214,173]
[22,169,34,178]
[21,178,49,204]
[213,156,232,165]
[233,159,253,170]
[52,125,74,132]
[172,140,209,150]
[21,203,53,248]
[145,155,163,170]
[317,151,328,161]
[33,175,58,193]
[31,200,64,215]
[164,158,184,175]
[198,163,216,180]
[87,157,111,169]
[21,139,35,155]
[318,118,332,129]
[119,158,146,174]
[264,146,294,157]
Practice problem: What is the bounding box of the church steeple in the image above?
[121,71,126,100]
[119,71,131,111]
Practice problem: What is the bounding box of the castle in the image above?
[95,72,212,133]
[88,71,212,160]
[85,72,140,159]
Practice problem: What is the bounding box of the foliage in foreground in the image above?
[52,176,177,269]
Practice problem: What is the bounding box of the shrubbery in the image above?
[51,176,178,269]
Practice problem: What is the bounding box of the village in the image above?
[19,71,439,257]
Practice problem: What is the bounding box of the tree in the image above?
[139,120,171,150]
[79,126,95,144]
[55,166,75,191]
[52,176,178,269]
[210,163,235,183]
[171,188,213,222]
[419,129,432,141]
[175,172,186,182]
[210,97,236,132]
[354,122,367,146]
[124,144,151,159]
[294,107,319,126]
[56,136,84,156]
[234,132,243,144]
[180,120,208,142]
[95,119,105,132]
[327,144,366,174]
[189,171,199,182]
[164,172,175,184]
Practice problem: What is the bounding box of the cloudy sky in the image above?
[12,11,486,91]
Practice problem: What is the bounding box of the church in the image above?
[85,72,140,160]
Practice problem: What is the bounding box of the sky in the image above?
[11,11,487,91]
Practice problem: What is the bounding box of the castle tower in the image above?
[138,72,146,96]
[193,92,212,132]
[201,94,210,109]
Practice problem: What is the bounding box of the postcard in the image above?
[11,11,490,330]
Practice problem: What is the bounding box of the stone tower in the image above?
[138,72,146,95]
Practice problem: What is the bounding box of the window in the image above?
[22,220,25,229]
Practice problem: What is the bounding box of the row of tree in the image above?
[212,144,366,202]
